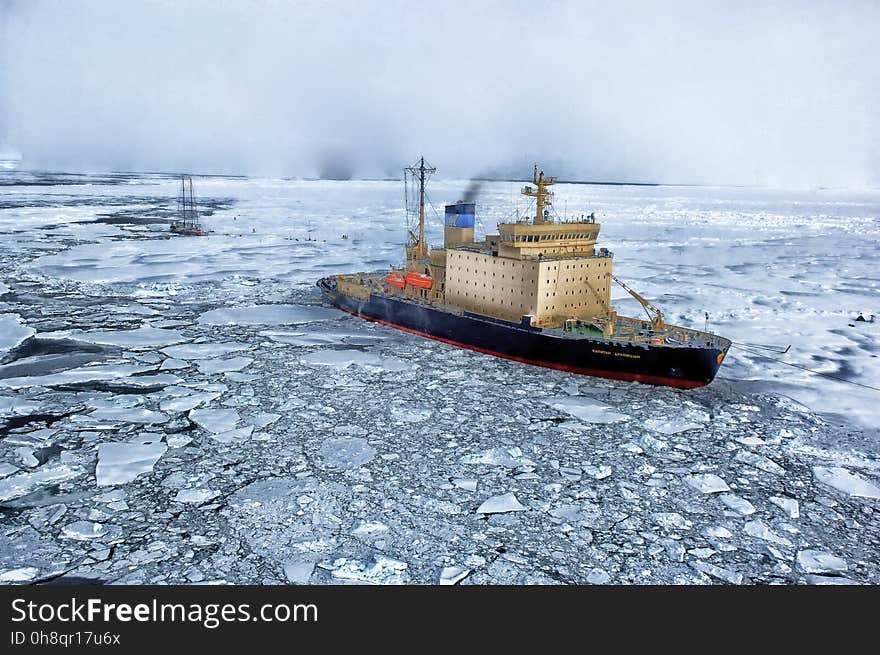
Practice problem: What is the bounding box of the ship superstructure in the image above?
[318,158,730,388]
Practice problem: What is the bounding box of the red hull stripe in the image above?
[336,306,707,389]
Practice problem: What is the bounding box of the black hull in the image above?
[317,278,726,388]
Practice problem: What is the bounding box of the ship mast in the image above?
[179,177,188,228]
[188,178,195,229]
[521,164,556,225]
[404,157,436,260]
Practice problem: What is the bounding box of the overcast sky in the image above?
[1,0,878,186]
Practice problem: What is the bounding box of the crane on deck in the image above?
[609,274,664,330]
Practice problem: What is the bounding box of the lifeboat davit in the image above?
[386,272,406,288]
[405,272,434,289]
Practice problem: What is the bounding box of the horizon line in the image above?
[1,165,878,193]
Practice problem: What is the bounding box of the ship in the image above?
[170,176,205,236]
[317,158,731,388]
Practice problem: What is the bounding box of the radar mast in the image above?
[521,164,556,224]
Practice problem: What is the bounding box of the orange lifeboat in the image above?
[405,272,434,289]
[386,272,406,288]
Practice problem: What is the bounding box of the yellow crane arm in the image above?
[609,274,664,329]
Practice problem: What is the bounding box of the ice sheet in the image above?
[0,464,83,501]
[197,304,340,326]
[300,349,410,371]
[196,357,253,374]
[2,173,879,586]
[813,466,880,499]
[189,408,241,433]
[476,492,527,514]
[0,364,169,389]
[0,314,34,356]
[55,325,188,348]
[685,473,730,494]
[161,342,249,359]
[95,441,167,486]
[540,395,628,424]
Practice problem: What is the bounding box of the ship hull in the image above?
[317,278,726,388]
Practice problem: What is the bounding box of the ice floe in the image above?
[691,561,744,585]
[161,342,249,359]
[262,329,387,347]
[159,358,188,370]
[803,574,861,586]
[283,560,315,584]
[0,364,174,389]
[300,349,409,372]
[87,406,169,424]
[452,478,478,492]
[0,464,83,502]
[796,550,848,574]
[15,447,38,467]
[643,417,703,434]
[653,512,692,530]
[0,463,19,478]
[0,567,40,583]
[389,403,432,422]
[685,473,730,494]
[743,520,793,547]
[476,492,527,514]
[735,451,786,475]
[250,412,281,429]
[586,569,612,584]
[59,325,188,348]
[583,464,613,480]
[95,441,167,486]
[540,395,628,424]
[813,466,880,500]
[438,566,471,585]
[174,489,220,504]
[211,426,253,443]
[352,521,389,536]
[198,304,340,326]
[319,438,376,470]
[328,556,408,585]
[188,408,241,433]
[718,494,756,516]
[460,447,534,468]
[769,496,800,519]
[61,520,109,540]
[0,314,34,356]
[197,357,253,374]
[159,391,220,413]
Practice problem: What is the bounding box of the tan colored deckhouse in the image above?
[407,165,614,329]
